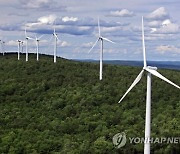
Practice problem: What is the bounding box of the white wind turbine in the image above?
[53,27,59,63]
[33,35,44,61]
[2,41,5,56]
[17,40,21,60]
[0,40,5,56]
[89,18,115,80]
[118,16,180,154]
[25,28,34,62]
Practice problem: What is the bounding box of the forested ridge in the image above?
[0,54,179,154]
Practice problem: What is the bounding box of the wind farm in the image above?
[0,0,180,154]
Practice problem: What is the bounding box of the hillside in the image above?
[0,53,180,154]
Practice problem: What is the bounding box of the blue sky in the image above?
[0,0,180,61]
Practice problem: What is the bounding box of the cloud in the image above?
[0,23,21,31]
[23,15,128,36]
[19,0,66,11]
[148,21,161,28]
[38,15,57,24]
[162,19,171,26]
[109,9,135,17]
[82,42,95,48]
[156,45,180,53]
[150,19,179,34]
[24,14,57,29]
[6,40,18,46]
[57,40,71,47]
[62,17,78,22]
[56,26,93,36]
[146,7,169,20]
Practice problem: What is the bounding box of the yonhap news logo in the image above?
[112,132,180,149]
[112,132,127,149]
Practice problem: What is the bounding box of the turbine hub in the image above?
[99,37,103,40]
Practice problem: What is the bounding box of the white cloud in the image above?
[158,23,179,34]
[150,19,179,34]
[82,42,94,48]
[6,40,18,46]
[156,45,180,54]
[62,16,78,22]
[19,0,66,11]
[146,7,169,20]
[148,21,161,27]
[25,14,57,28]
[101,26,122,33]
[38,15,57,24]
[162,19,171,26]
[109,9,134,17]
[57,40,71,47]
[20,0,52,9]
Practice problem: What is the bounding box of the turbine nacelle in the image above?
[144,66,157,71]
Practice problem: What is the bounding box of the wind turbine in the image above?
[2,41,5,56]
[25,28,33,62]
[17,40,21,60]
[118,16,180,154]
[53,27,59,63]
[33,35,44,61]
[88,18,115,80]
[0,40,5,56]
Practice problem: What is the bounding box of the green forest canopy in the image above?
[0,54,180,153]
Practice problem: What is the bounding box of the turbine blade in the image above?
[56,35,59,41]
[54,33,59,41]
[35,34,37,40]
[142,16,147,68]
[118,70,144,103]
[25,28,27,37]
[53,19,56,34]
[38,34,44,40]
[54,27,56,34]
[145,68,180,89]
[88,39,99,53]
[101,37,115,44]
[98,17,101,37]
[49,35,53,42]
[27,37,35,40]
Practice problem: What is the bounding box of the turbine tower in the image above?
[118,16,180,154]
[0,40,2,55]
[17,40,21,60]
[21,41,24,53]
[89,18,115,80]
[53,27,59,63]
[25,28,33,62]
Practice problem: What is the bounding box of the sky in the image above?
[0,0,180,61]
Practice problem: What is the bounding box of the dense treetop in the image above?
[0,54,179,153]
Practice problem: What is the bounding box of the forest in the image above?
[0,53,180,154]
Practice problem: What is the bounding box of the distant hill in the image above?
[0,53,180,153]
[76,60,180,70]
